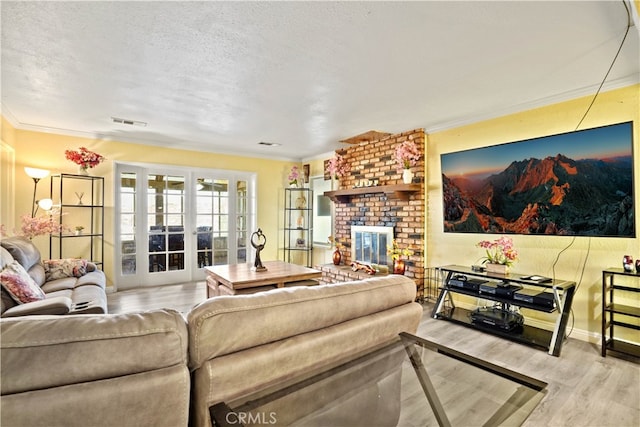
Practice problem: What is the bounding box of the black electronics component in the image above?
[471,265,486,272]
[470,307,524,331]
[447,275,488,291]
[513,288,556,308]
[478,282,522,298]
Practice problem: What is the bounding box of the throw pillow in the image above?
[43,259,88,281]
[0,261,46,304]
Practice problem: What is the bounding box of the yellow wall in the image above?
[3,84,639,342]
[426,84,640,342]
[1,120,298,287]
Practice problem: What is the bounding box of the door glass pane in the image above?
[237,180,248,263]
[147,174,185,273]
[120,172,137,275]
[196,178,229,267]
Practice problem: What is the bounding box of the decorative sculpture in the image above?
[350,261,376,275]
[250,228,267,272]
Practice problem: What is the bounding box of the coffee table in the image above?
[205,261,322,297]
[210,332,547,426]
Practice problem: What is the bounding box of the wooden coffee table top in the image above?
[205,261,321,290]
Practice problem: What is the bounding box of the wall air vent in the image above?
[258,141,281,147]
[111,117,147,127]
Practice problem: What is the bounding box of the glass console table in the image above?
[210,332,547,427]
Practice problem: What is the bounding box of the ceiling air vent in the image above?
[111,117,147,127]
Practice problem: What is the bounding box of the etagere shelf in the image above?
[602,268,640,359]
[49,173,104,269]
[282,188,313,267]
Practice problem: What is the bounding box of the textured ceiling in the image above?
[1,1,639,160]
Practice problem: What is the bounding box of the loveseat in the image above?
[0,236,107,317]
[1,274,422,427]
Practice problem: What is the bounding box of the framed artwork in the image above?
[303,164,310,183]
[441,121,635,237]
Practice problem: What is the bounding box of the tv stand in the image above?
[432,265,576,356]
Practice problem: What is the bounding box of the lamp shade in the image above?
[37,198,54,211]
[24,167,50,180]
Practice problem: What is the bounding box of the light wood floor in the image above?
[107,282,640,427]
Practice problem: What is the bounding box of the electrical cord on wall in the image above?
[554,0,630,339]
[573,0,632,132]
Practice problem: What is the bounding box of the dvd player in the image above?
[447,275,487,291]
[478,282,522,298]
[513,288,556,308]
[470,307,524,331]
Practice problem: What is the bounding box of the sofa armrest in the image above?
[1,296,72,318]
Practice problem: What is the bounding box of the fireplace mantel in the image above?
[324,183,421,203]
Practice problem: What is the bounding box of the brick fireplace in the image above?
[321,128,425,299]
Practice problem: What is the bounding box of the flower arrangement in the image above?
[326,153,350,178]
[65,147,105,170]
[12,209,70,240]
[394,140,420,170]
[387,239,413,261]
[477,236,518,266]
[288,165,301,187]
[328,235,344,250]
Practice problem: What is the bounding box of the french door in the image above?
[115,163,255,289]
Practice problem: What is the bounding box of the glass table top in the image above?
[210,332,547,427]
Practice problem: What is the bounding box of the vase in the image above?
[623,255,633,272]
[402,169,413,184]
[393,259,406,275]
[486,263,509,275]
[78,165,89,176]
[332,249,342,266]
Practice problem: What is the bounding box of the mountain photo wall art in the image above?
[441,121,635,237]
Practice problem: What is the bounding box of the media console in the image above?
[432,265,576,357]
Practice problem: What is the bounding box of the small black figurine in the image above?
[250,228,267,272]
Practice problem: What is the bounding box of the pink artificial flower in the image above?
[394,140,420,170]
[288,166,300,184]
[477,236,518,266]
[65,147,105,169]
[17,209,70,239]
[326,153,350,178]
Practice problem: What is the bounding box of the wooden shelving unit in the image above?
[324,183,421,203]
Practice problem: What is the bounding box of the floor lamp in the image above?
[24,167,50,217]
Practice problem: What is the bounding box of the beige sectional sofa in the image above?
[1,274,423,427]
[1,237,107,317]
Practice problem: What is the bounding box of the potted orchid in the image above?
[288,165,301,187]
[65,147,105,175]
[477,236,518,274]
[394,140,420,184]
[326,153,350,190]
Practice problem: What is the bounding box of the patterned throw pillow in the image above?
[43,259,88,281]
[0,261,46,304]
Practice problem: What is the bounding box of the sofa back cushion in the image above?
[0,237,45,286]
[1,309,188,395]
[187,274,417,368]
